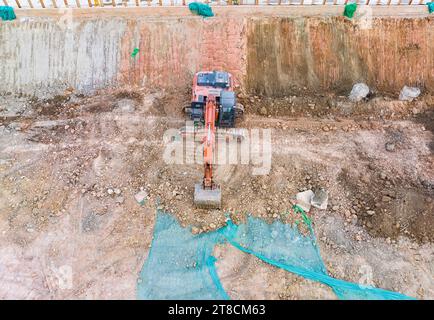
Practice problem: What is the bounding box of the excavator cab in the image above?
[188,71,237,128]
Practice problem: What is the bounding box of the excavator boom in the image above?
[193,96,222,209]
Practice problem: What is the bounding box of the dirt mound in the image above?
[338,167,434,244]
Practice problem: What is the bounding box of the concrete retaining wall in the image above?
[0,6,432,97]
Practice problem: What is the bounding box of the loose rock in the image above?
[134,190,148,205]
[296,190,314,212]
[259,106,267,116]
[385,142,396,152]
[311,188,328,210]
[399,86,421,101]
[349,83,370,102]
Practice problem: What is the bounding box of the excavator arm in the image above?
[202,96,216,189]
[194,96,222,208]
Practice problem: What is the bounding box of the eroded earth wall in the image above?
[0,7,432,97]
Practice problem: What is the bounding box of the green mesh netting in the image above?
[427,2,434,14]
[137,209,414,300]
[188,2,214,18]
[137,212,228,299]
[343,3,358,19]
[0,6,16,21]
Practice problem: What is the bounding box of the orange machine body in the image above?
[188,71,240,207]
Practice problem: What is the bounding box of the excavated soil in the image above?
[0,88,433,299]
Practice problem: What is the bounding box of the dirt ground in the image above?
[0,88,433,299]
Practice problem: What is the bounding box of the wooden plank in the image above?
[75,0,81,7]
[87,0,92,7]
[14,0,22,8]
[51,0,57,8]
[135,0,139,5]
[63,0,68,7]
[39,0,45,8]
[112,0,116,7]
[2,0,9,6]
[27,0,34,8]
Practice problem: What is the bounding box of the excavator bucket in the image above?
[194,183,222,209]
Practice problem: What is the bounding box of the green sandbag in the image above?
[188,2,214,18]
[343,3,357,19]
[427,2,434,14]
[131,48,139,58]
[0,6,16,21]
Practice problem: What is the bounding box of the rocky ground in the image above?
[0,88,433,299]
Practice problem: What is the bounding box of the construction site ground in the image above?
[0,88,433,299]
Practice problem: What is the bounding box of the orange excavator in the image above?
[184,71,243,209]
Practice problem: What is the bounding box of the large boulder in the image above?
[349,83,370,102]
[311,188,328,210]
[296,190,314,212]
[399,86,421,101]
